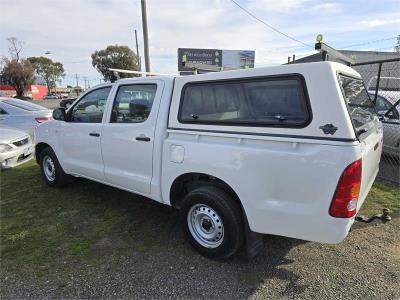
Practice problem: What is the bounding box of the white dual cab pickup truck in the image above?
[34,62,382,258]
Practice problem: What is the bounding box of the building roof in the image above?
[293,50,399,65]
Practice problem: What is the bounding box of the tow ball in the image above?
[355,208,392,224]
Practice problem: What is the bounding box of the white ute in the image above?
[34,62,382,258]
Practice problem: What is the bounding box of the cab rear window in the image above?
[338,74,377,135]
[179,75,310,127]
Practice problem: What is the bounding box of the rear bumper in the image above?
[249,206,354,244]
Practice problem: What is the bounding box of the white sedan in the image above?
[0,98,52,137]
[0,125,34,168]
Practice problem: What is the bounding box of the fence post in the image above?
[374,62,383,104]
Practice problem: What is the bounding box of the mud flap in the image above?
[244,219,264,259]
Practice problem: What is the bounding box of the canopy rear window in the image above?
[179,75,311,128]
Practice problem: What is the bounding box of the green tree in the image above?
[91,45,138,82]
[28,56,65,94]
[1,58,35,98]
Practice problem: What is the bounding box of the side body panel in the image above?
[162,131,361,243]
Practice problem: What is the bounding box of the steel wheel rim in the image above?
[43,155,56,182]
[187,204,224,248]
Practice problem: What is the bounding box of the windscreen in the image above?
[338,74,377,135]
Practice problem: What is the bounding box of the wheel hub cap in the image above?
[187,204,224,248]
[43,155,56,182]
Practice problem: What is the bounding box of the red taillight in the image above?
[329,159,362,218]
[35,117,50,123]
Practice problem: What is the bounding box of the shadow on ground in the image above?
[1,162,309,298]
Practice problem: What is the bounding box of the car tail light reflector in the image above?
[35,117,50,123]
[329,159,362,218]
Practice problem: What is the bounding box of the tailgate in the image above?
[337,74,383,210]
[357,121,383,209]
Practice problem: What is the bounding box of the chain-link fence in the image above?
[353,58,400,186]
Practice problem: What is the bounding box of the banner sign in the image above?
[178,48,255,71]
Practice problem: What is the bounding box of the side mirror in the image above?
[53,107,66,121]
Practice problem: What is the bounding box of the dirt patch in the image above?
[90,237,130,256]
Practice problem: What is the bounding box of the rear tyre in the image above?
[39,147,71,187]
[180,186,244,259]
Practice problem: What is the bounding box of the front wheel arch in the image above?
[35,142,52,163]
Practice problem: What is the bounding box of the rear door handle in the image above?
[136,136,150,142]
[89,132,100,137]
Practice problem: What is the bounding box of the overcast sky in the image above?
[1,0,399,86]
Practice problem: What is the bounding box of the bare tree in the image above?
[1,38,34,99]
[6,37,24,62]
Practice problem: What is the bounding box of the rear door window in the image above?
[179,76,310,127]
[110,84,157,123]
[338,74,377,135]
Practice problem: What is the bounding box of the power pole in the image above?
[134,29,141,72]
[83,77,87,90]
[141,0,150,73]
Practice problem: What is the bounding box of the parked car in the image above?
[369,91,400,158]
[59,98,76,109]
[367,76,400,93]
[34,62,382,259]
[0,98,52,137]
[0,125,34,168]
[43,94,59,100]
[0,91,11,98]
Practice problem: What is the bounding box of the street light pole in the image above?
[141,0,150,73]
[134,29,141,72]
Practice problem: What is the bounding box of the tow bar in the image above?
[355,208,392,224]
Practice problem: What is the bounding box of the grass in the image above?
[1,160,399,276]
[0,160,181,276]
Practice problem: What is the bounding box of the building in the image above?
[0,85,47,99]
[292,50,399,65]
[292,50,400,85]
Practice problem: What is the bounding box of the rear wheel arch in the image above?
[169,172,247,218]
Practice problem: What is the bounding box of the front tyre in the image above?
[180,186,244,259]
[39,147,70,187]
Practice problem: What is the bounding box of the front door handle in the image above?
[136,136,150,142]
[89,132,100,137]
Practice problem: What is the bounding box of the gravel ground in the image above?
[1,218,399,299]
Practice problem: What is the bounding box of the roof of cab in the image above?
[115,75,174,83]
